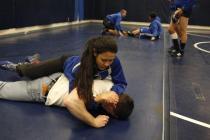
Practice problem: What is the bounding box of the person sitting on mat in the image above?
[0,36,134,128]
[127,12,162,41]
[102,9,127,36]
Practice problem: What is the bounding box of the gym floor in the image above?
[0,23,209,140]
[169,33,210,140]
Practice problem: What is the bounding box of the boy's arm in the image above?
[63,88,109,128]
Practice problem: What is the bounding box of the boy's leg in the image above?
[139,27,157,40]
[140,27,150,33]
[0,73,62,102]
[0,81,36,101]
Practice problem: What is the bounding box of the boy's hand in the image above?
[95,91,119,105]
[93,115,109,128]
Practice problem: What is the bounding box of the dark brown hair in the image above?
[149,12,157,19]
[114,94,134,120]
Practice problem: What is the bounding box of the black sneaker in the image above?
[25,53,40,63]
[170,51,184,57]
[168,46,176,54]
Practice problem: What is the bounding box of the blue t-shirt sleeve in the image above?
[115,16,122,31]
[107,12,122,31]
[110,57,127,94]
[63,56,80,91]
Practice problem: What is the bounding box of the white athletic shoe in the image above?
[151,37,156,41]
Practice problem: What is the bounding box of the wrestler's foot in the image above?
[168,46,177,54]
[0,61,17,71]
[25,53,40,64]
[170,50,184,57]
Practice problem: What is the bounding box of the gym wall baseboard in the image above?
[1,20,210,37]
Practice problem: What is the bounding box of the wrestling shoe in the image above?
[168,46,177,54]
[170,51,184,57]
[0,54,40,72]
[151,37,156,41]
[25,53,40,64]
[0,61,17,71]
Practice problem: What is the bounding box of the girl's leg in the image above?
[168,21,180,53]
[178,16,189,51]
[17,54,70,79]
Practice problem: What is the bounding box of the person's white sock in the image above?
[170,33,178,39]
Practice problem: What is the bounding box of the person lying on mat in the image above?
[127,12,162,41]
[0,73,134,128]
[102,9,127,36]
[0,36,134,128]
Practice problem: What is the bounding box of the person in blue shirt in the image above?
[168,0,196,57]
[0,36,133,128]
[127,13,162,41]
[102,9,127,36]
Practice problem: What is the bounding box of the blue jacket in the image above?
[106,12,123,31]
[170,0,196,17]
[149,17,162,37]
[63,56,127,94]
